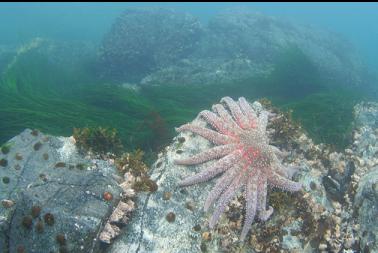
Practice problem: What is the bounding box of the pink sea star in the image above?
[175,97,302,240]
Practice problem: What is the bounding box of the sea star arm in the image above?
[209,173,243,228]
[199,110,237,136]
[284,165,301,179]
[212,104,241,132]
[256,178,274,221]
[176,124,233,145]
[238,97,258,129]
[204,167,237,212]
[258,111,269,132]
[268,171,302,192]
[221,96,250,129]
[240,173,258,241]
[178,151,241,187]
[174,144,237,165]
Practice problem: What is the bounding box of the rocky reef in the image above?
[0,129,131,253]
[107,100,378,253]
[99,8,366,88]
[1,101,378,252]
[99,8,203,82]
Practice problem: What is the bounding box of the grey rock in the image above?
[99,8,204,82]
[0,129,121,253]
[354,102,378,129]
[108,101,331,252]
[349,102,378,252]
[109,119,216,253]
[352,102,378,173]
[100,8,366,88]
[198,8,364,88]
[140,58,273,86]
[354,166,378,253]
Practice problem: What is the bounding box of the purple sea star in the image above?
[175,97,302,240]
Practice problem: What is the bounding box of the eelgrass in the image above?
[0,45,372,151]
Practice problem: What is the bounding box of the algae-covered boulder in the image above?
[354,167,378,253]
[100,8,366,88]
[108,100,334,252]
[0,129,122,253]
[99,8,204,82]
[350,102,378,252]
[195,8,364,87]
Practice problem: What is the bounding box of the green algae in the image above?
[0,45,372,152]
[0,50,156,150]
[73,126,123,155]
[1,143,11,154]
[284,89,363,150]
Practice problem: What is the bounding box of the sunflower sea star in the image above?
[174,97,302,241]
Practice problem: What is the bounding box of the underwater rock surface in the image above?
[108,101,338,252]
[355,166,378,253]
[100,8,365,88]
[1,102,377,253]
[99,8,203,82]
[108,100,378,253]
[0,129,121,253]
[351,102,378,252]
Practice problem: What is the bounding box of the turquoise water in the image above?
[1,2,378,72]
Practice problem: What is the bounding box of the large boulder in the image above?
[349,102,378,252]
[100,8,366,88]
[108,100,378,253]
[195,9,364,87]
[319,101,378,253]
[354,167,378,253]
[108,99,340,252]
[0,129,122,253]
[140,57,273,86]
[99,8,204,82]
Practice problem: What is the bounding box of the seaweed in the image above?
[1,143,11,154]
[115,149,148,176]
[73,126,123,155]
[0,49,155,150]
[284,90,363,150]
[115,149,159,193]
[133,177,158,192]
[0,43,372,153]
